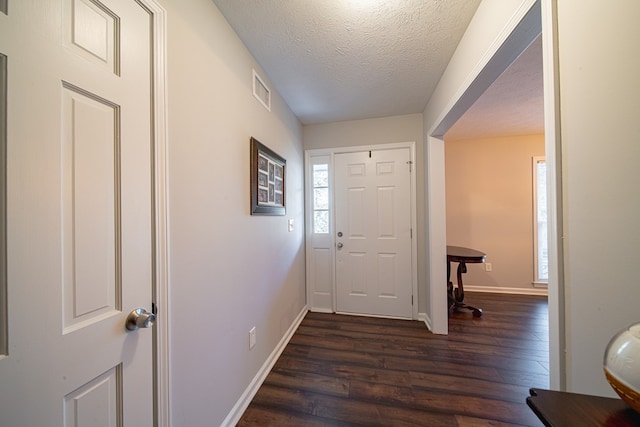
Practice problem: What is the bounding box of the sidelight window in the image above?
[312,164,329,234]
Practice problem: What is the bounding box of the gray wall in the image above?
[160,0,306,424]
[556,0,640,395]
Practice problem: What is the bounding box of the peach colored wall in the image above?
[445,134,544,291]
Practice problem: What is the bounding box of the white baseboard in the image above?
[464,285,548,296]
[418,312,433,332]
[308,307,333,313]
[221,305,308,427]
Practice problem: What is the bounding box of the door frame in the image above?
[425,0,563,389]
[305,141,418,320]
[137,0,170,425]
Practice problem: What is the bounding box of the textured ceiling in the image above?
[212,0,482,124]
[212,0,543,138]
[446,35,544,141]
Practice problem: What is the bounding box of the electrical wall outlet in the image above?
[485,263,492,272]
[249,327,256,350]
[288,219,294,232]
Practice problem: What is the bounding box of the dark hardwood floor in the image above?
[238,292,548,426]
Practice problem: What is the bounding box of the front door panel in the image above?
[335,148,413,318]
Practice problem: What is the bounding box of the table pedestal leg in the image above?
[447,261,482,317]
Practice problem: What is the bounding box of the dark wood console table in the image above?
[447,245,485,317]
[527,388,640,426]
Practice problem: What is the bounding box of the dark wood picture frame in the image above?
[250,137,286,215]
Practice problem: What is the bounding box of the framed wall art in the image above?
[250,137,285,215]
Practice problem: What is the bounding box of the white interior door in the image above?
[335,148,413,318]
[0,0,155,425]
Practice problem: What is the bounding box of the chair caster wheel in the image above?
[473,308,483,318]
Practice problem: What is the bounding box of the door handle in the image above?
[125,308,156,331]
[337,242,343,249]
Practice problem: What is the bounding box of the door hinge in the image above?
[411,295,414,305]
[410,228,413,239]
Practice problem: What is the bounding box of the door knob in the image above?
[337,242,343,249]
[125,308,156,331]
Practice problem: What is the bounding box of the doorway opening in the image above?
[442,35,546,298]
[426,0,563,389]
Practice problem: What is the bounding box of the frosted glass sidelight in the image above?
[314,211,329,234]
[312,163,329,234]
[314,188,328,210]
[313,164,328,187]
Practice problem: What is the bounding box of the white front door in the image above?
[334,148,413,318]
[0,0,156,425]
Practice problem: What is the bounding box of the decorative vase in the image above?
[604,322,640,413]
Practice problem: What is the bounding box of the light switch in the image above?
[288,219,294,232]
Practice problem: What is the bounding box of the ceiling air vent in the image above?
[252,69,271,112]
